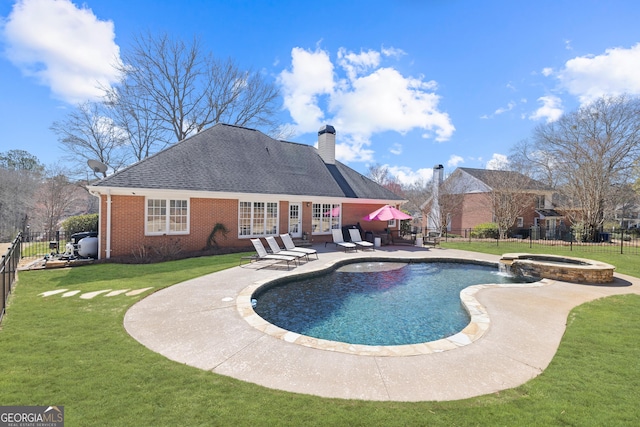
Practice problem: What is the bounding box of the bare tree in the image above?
[51,102,129,175]
[104,79,166,162]
[0,150,43,239]
[482,171,537,239]
[434,176,468,233]
[366,163,391,185]
[509,139,559,188]
[533,95,640,240]
[402,179,431,214]
[35,164,86,233]
[115,32,280,143]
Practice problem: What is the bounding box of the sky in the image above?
[1,0,640,185]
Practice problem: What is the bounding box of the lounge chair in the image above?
[249,238,297,269]
[348,229,375,250]
[280,233,318,259]
[265,236,308,262]
[326,229,357,252]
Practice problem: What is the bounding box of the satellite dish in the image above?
[87,159,108,176]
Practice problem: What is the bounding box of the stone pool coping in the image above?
[124,245,640,401]
[237,257,551,356]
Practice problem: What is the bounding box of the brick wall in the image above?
[459,193,493,229]
[98,196,393,258]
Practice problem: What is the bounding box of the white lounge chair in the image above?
[327,229,357,252]
[280,233,318,259]
[348,229,375,250]
[265,236,308,262]
[249,238,297,269]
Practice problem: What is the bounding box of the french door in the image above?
[288,203,302,238]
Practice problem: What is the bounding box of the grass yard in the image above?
[1,250,639,426]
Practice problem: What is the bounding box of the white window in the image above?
[238,201,279,237]
[517,217,524,228]
[312,203,341,234]
[146,198,189,235]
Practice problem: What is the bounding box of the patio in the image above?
[123,244,640,401]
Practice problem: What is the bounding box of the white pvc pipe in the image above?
[106,190,112,259]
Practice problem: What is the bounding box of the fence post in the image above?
[620,228,624,255]
[1,255,5,321]
[570,231,573,251]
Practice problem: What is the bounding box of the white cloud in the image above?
[529,95,563,123]
[542,67,553,77]
[389,143,402,155]
[381,46,406,59]
[387,165,433,186]
[278,46,455,163]
[278,47,335,131]
[337,47,380,81]
[1,0,122,103]
[447,155,464,168]
[557,43,640,104]
[486,153,510,170]
[335,141,374,163]
[494,101,515,115]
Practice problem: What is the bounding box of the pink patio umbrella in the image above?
[362,205,412,222]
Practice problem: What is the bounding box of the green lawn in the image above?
[1,250,639,426]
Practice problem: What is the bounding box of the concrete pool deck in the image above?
[123,245,640,402]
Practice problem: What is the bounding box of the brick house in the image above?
[421,167,560,237]
[88,124,405,259]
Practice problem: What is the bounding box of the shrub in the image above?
[471,222,499,239]
[61,214,98,236]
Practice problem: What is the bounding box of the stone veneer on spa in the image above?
[499,253,616,284]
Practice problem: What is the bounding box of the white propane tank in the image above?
[77,236,98,258]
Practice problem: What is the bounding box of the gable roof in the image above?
[449,167,553,193]
[90,123,403,201]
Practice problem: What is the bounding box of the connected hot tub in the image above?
[499,253,616,284]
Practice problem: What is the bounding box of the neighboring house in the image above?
[88,124,405,259]
[421,167,559,237]
[613,203,640,229]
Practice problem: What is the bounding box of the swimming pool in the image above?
[252,260,535,346]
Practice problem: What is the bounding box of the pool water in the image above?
[253,261,533,346]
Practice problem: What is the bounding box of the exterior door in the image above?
[288,203,302,238]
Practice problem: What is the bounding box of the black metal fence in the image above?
[19,230,78,259]
[437,226,640,255]
[1,232,22,324]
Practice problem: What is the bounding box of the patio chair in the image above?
[348,229,375,251]
[265,236,309,262]
[280,233,318,259]
[326,229,357,252]
[249,238,297,269]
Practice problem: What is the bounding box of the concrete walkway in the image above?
[123,245,640,401]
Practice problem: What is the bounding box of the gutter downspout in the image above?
[106,190,112,259]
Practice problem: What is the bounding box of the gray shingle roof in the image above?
[91,123,402,200]
[458,167,553,191]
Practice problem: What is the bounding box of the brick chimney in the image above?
[318,125,336,164]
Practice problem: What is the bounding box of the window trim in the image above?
[311,202,342,235]
[145,197,190,236]
[238,200,280,238]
